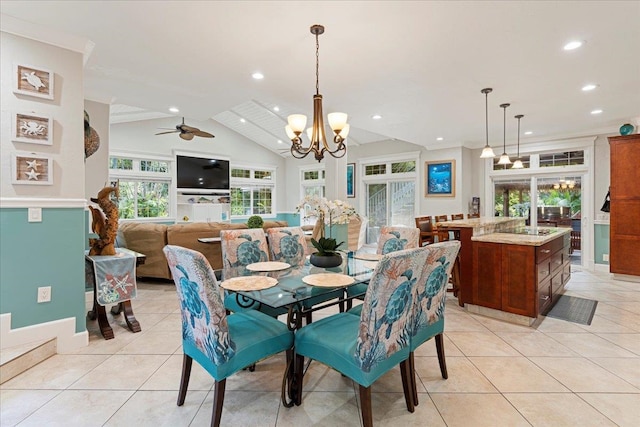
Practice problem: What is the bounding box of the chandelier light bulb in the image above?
[498,103,511,165]
[479,88,496,159]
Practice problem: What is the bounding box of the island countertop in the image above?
[436,217,526,237]
[471,226,571,246]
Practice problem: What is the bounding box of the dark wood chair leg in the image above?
[294,353,305,405]
[305,311,312,324]
[409,352,418,406]
[120,300,141,333]
[177,354,193,406]
[95,303,114,340]
[435,334,448,379]
[211,379,226,427]
[358,385,373,427]
[399,359,415,413]
[346,298,353,311]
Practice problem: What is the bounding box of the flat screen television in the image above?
[176,155,230,190]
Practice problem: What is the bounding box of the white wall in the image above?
[83,99,110,199]
[109,117,288,211]
[1,32,85,199]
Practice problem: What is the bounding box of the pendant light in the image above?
[497,103,511,165]
[479,88,496,158]
[512,114,524,169]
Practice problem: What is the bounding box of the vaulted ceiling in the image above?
[2,1,639,156]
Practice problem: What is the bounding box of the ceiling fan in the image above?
[155,117,215,141]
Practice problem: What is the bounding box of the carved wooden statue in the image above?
[89,186,119,256]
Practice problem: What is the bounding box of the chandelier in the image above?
[285,24,349,162]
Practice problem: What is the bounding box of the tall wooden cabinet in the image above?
[608,134,640,276]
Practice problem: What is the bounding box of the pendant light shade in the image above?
[479,88,496,158]
[512,114,524,169]
[497,103,511,165]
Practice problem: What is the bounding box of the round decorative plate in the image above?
[354,252,382,261]
[302,273,355,287]
[220,276,278,291]
[246,261,291,272]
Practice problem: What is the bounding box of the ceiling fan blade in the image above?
[181,124,200,133]
[180,132,194,141]
[155,130,180,135]
[192,130,215,138]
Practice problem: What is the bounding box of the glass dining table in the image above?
[220,252,377,407]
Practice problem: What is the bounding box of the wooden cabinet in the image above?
[608,134,640,276]
[472,233,570,318]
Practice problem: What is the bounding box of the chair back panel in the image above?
[220,229,269,268]
[435,215,449,223]
[467,213,480,219]
[410,241,460,335]
[163,245,234,365]
[377,226,420,255]
[356,247,430,372]
[266,226,307,266]
[451,213,464,220]
[415,216,433,232]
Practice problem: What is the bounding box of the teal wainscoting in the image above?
[594,223,610,265]
[230,213,301,226]
[1,208,87,333]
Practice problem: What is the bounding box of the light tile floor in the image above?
[2,269,639,426]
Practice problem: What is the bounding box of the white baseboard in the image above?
[0,313,88,353]
[594,264,610,273]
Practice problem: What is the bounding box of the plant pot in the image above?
[310,253,343,268]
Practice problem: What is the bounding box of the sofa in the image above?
[117,220,288,280]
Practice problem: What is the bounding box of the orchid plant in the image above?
[296,195,357,239]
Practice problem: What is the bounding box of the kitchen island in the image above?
[436,217,526,307]
[470,227,572,325]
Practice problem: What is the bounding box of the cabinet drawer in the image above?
[537,260,551,281]
[539,279,552,314]
[551,271,564,297]
[551,251,564,274]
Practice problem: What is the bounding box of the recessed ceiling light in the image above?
[372,114,382,120]
[252,72,264,80]
[168,107,179,113]
[563,40,583,51]
[277,139,283,144]
[436,137,444,141]
[581,84,597,91]
[524,131,533,135]
[273,106,280,112]
[240,118,246,123]
[591,109,603,115]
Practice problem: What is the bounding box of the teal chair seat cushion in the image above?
[186,310,293,382]
[410,317,444,351]
[295,313,410,388]
[345,282,368,300]
[346,303,363,316]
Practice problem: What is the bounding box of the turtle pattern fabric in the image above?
[220,229,269,268]
[376,226,420,255]
[266,227,307,266]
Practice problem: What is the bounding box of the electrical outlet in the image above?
[603,254,609,262]
[28,207,42,222]
[37,286,51,303]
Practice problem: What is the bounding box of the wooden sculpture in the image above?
[89,185,119,256]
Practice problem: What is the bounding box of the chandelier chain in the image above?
[315,32,320,95]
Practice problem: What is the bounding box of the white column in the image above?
[324,155,347,201]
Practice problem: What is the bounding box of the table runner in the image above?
[85,250,137,305]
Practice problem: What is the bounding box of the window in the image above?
[493,155,531,170]
[230,166,276,217]
[109,155,171,220]
[365,164,386,176]
[539,151,584,168]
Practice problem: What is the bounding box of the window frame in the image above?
[229,163,277,219]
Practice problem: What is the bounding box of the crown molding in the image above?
[0,14,95,65]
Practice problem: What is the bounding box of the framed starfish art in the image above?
[13,64,54,100]
[11,152,53,185]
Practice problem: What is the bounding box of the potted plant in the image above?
[247,215,264,229]
[309,237,344,268]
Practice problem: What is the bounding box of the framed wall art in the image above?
[13,64,54,100]
[11,152,53,185]
[346,163,355,198]
[425,159,455,197]
[12,112,53,145]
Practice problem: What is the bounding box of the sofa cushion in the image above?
[262,220,289,229]
[167,222,248,270]
[119,222,170,279]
